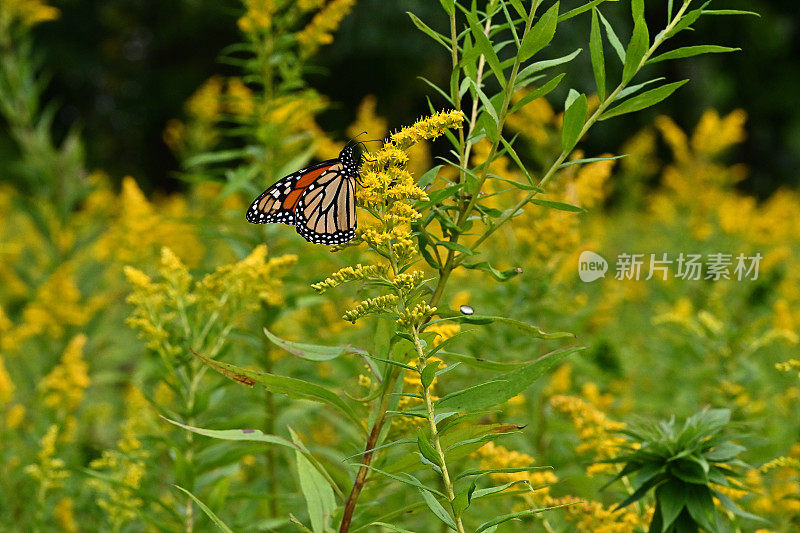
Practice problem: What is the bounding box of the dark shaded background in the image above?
[14,0,800,196]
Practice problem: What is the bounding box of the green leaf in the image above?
[184,148,250,168]
[369,523,416,533]
[519,2,560,62]
[529,198,585,212]
[472,479,533,500]
[418,488,458,530]
[421,360,440,389]
[465,10,506,88]
[510,73,566,114]
[436,240,476,256]
[656,480,687,531]
[456,466,552,481]
[622,6,649,83]
[499,137,534,184]
[163,418,343,498]
[436,346,581,412]
[666,5,705,38]
[649,45,740,64]
[407,13,450,50]
[685,484,719,533]
[418,164,444,188]
[189,348,363,429]
[516,49,581,83]
[428,315,575,339]
[452,478,478,518]
[590,8,606,101]
[417,429,441,466]
[559,154,628,168]
[475,505,569,533]
[471,80,500,126]
[613,77,666,101]
[462,261,522,282]
[597,9,625,63]
[599,80,688,120]
[438,0,455,16]
[263,328,366,362]
[705,441,745,462]
[291,429,336,533]
[558,0,607,22]
[172,485,234,533]
[632,0,644,21]
[562,91,587,151]
[703,9,760,17]
[712,490,768,524]
[360,465,446,497]
[670,458,708,485]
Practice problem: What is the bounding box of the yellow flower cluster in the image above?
[95,177,205,268]
[0,355,13,406]
[0,0,59,28]
[311,263,389,293]
[425,323,461,347]
[550,388,626,473]
[561,498,653,533]
[353,110,463,260]
[472,441,558,502]
[41,334,90,412]
[125,245,296,357]
[54,497,78,533]
[396,303,437,329]
[25,425,69,493]
[342,294,400,323]
[297,0,357,54]
[238,0,275,33]
[199,244,297,308]
[226,77,256,117]
[1,264,103,351]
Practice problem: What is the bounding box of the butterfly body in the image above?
[246,144,361,245]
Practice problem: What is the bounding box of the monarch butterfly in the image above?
[246,142,362,245]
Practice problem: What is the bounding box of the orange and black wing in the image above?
[246,160,339,226]
[294,163,356,245]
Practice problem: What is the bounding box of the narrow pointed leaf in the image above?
[648,45,740,64]
[172,485,234,533]
[530,198,585,212]
[559,154,628,168]
[418,488,458,530]
[562,92,587,151]
[597,9,625,63]
[519,2,560,62]
[590,8,606,101]
[292,429,336,533]
[436,347,581,412]
[189,349,362,428]
[264,328,366,361]
[510,73,566,114]
[600,80,688,120]
[558,0,607,22]
[622,13,649,83]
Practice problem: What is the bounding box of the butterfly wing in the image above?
[295,163,357,245]
[246,160,338,226]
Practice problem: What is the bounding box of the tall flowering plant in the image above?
[177,0,750,531]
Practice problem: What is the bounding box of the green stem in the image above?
[338,367,402,533]
[412,327,466,533]
[466,0,693,257]
[429,1,539,309]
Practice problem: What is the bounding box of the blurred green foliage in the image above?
[3,0,797,194]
